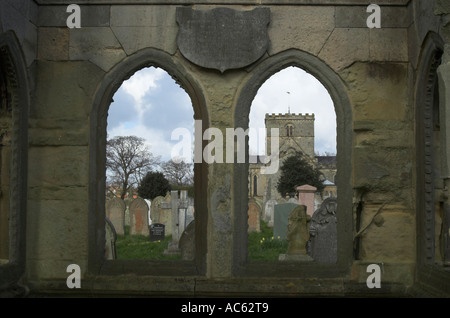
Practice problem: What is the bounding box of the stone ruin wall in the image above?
[0,0,449,296]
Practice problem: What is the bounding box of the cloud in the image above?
[108,67,194,162]
[107,66,336,164]
[249,66,336,155]
[107,89,139,131]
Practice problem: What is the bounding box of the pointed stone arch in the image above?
[234,49,353,276]
[0,31,29,295]
[89,48,208,276]
[415,31,450,293]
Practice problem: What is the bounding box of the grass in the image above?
[248,221,288,261]
[115,226,180,260]
[116,222,286,261]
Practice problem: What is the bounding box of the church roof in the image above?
[316,155,337,168]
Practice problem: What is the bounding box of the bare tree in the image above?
[161,157,193,186]
[106,136,160,199]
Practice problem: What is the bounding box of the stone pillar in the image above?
[296,184,317,216]
[443,179,450,266]
[436,6,450,266]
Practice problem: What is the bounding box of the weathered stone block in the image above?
[28,147,89,187]
[33,61,104,119]
[369,29,408,61]
[110,7,179,55]
[269,6,334,55]
[27,259,88,281]
[38,5,110,27]
[340,62,408,121]
[27,199,89,262]
[28,185,87,201]
[336,6,410,28]
[69,27,126,72]
[28,119,89,146]
[358,207,415,262]
[38,27,69,61]
[110,5,176,27]
[435,0,450,15]
[319,28,369,71]
[111,26,178,56]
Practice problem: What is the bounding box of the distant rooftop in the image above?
[316,155,337,167]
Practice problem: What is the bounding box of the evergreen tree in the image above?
[276,153,324,197]
[137,171,171,201]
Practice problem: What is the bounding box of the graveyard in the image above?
[105,188,335,264]
[1,0,450,298]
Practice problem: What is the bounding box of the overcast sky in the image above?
[107,66,336,163]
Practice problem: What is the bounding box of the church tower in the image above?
[265,112,315,161]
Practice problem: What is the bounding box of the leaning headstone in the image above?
[307,197,337,263]
[149,223,165,242]
[105,197,125,235]
[273,203,299,240]
[129,197,149,236]
[279,205,313,261]
[179,220,195,261]
[248,198,261,232]
[105,217,117,260]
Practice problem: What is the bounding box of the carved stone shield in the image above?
[176,7,270,73]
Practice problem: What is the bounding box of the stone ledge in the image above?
[35,0,411,6]
[25,276,419,297]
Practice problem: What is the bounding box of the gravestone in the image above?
[179,220,195,261]
[164,190,180,256]
[296,184,317,217]
[264,199,277,227]
[178,191,195,234]
[145,199,152,225]
[129,197,149,236]
[279,205,313,261]
[248,198,261,232]
[105,197,125,235]
[105,217,117,260]
[273,203,299,240]
[307,197,337,263]
[149,223,165,242]
[151,195,173,236]
[186,205,195,227]
[150,196,165,224]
